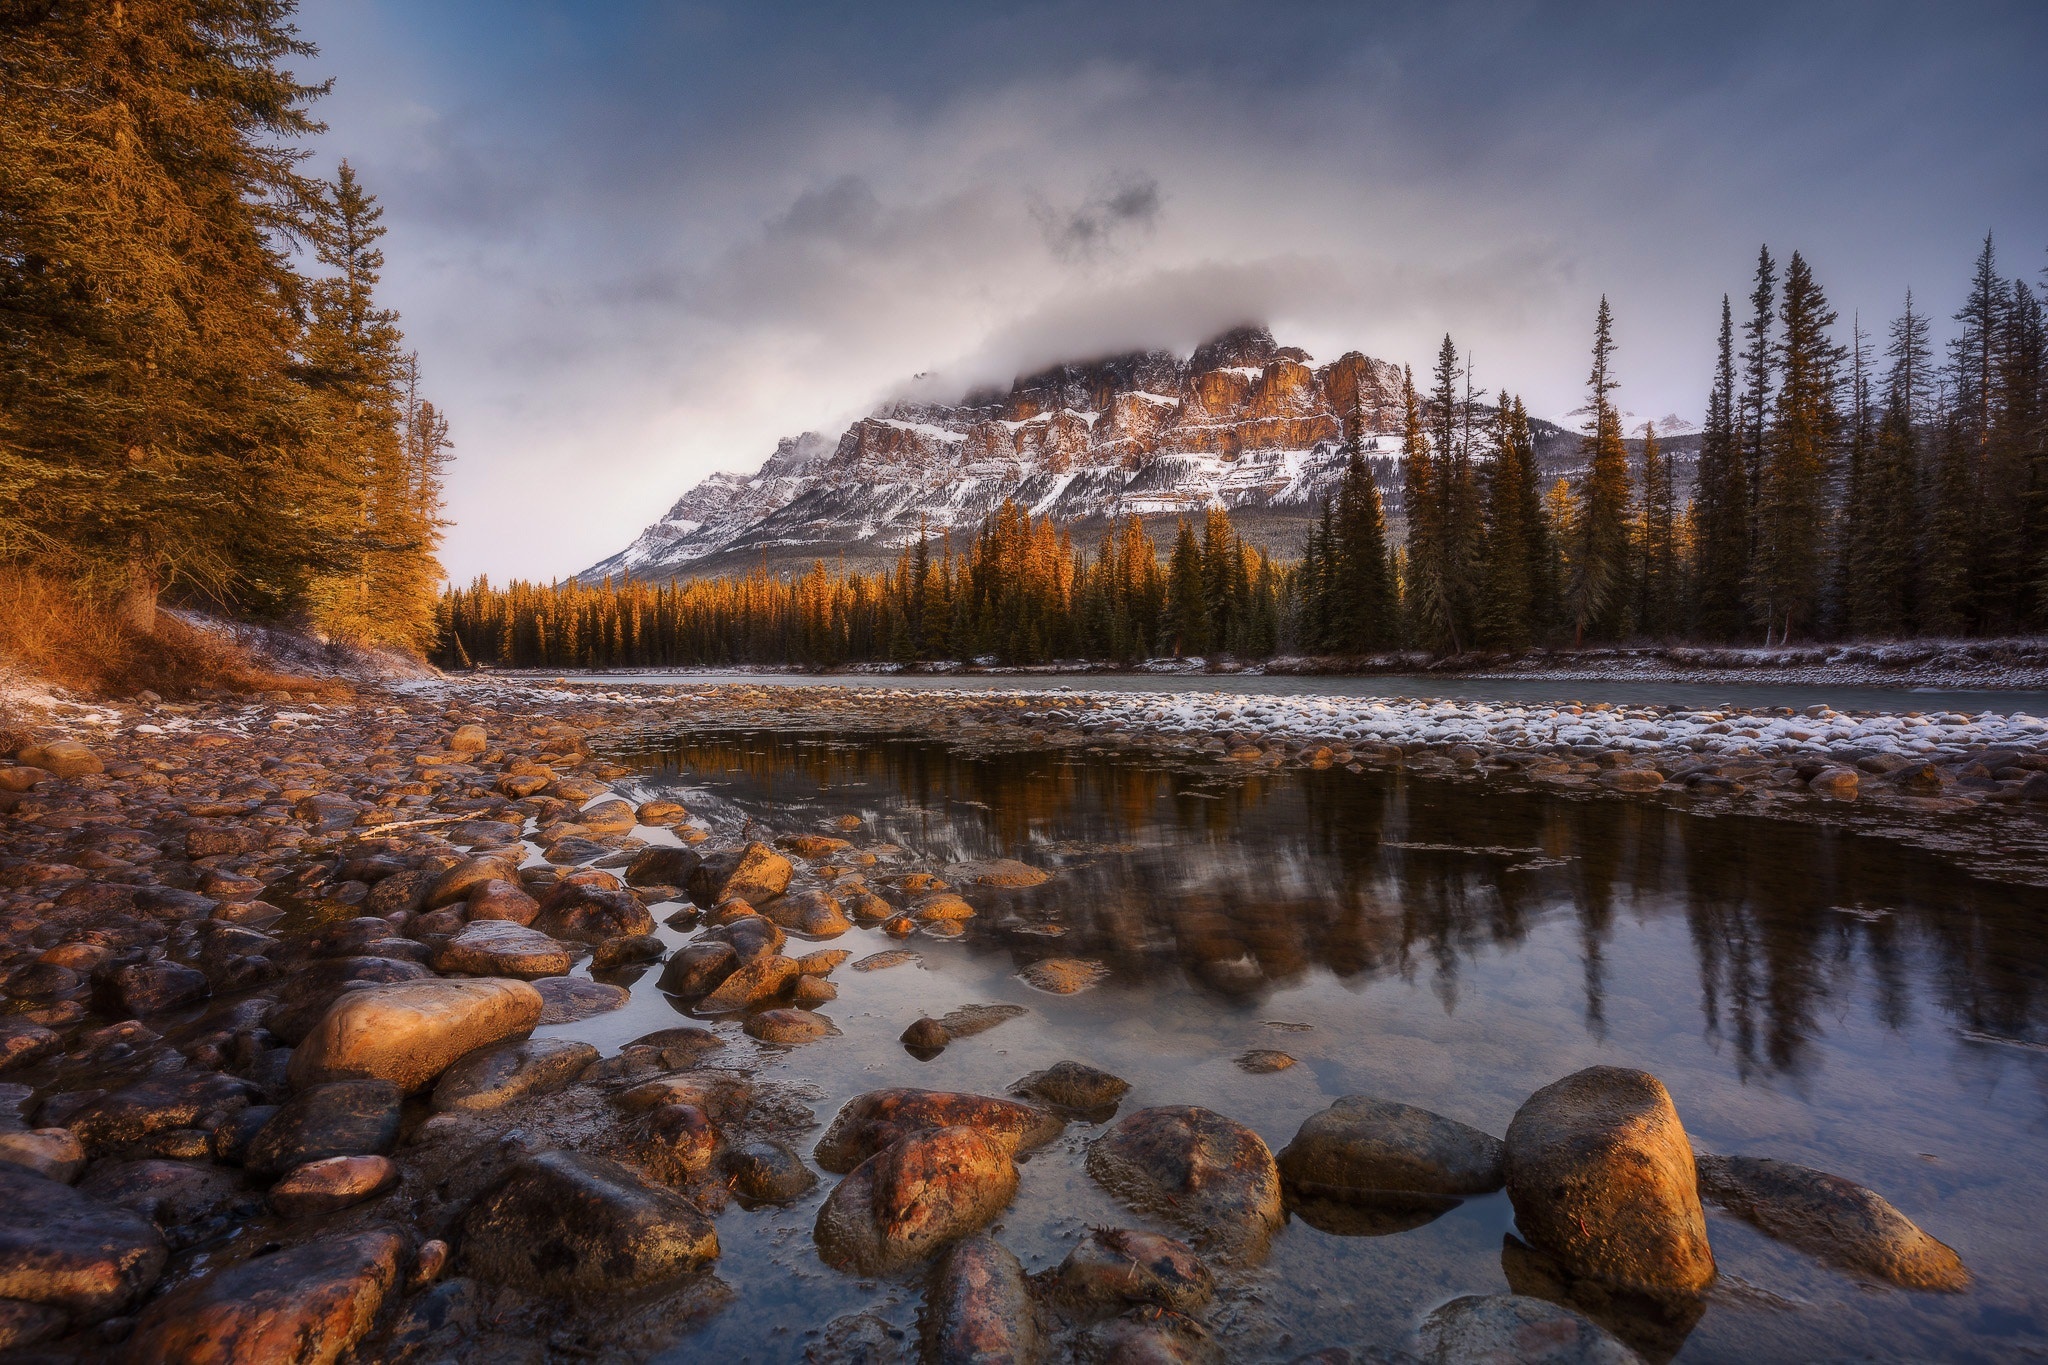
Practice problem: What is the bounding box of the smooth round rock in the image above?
[461,1150,719,1295]
[1053,1226,1214,1315]
[1416,1294,1643,1364]
[1010,1061,1131,1120]
[1277,1096,1506,1200]
[925,1234,1038,1362]
[816,1090,1065,1173]
[1087,1106,1284,1259]
[744,1007,837,1045]
[814,1126,1018,1275]
[287,979,543,1093]
[429,1038,599,1113]
[125,1228,403,1364]
[270,1155,399,1218]
[724,1140,816,1203]
[533,976,628,1024]
[0,1166,166,1317]
[1695,1153,1968,1291]
[431,920,573,980]
[245,1080,402,1178]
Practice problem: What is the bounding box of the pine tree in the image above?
[1331,438,1397,651]
[1749,251,1843,642]
[1401,367,1458,650]
[1476,398,1549,648]
[1200,505,1239,652]
[1568,297,1633,644]
[1635,423,1679,637]
[1163,518,1210,656]
[1693,296,1749,638]
[1739,246,1778,563]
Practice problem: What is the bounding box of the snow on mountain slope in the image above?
[580,325,1650,582]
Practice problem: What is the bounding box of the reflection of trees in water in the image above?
[624,730,2048,1076]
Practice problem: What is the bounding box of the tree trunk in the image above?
[119,564,159,635]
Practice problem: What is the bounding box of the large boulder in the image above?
[462,1150,718,1295]
[924,1234,1039,1362]
[18,740,102,778]
[125,1227,404,1365]
[816,1089,1065,1173]
[0,1166,166,1318]
[1276,1096,1505,1200]
[1416,1294,1643,1365]
[658,941,738,999]
[814,1126,1018,1275]
[687,841,793,906]
[431,920,573,980]
[1695,1153,1968,1291]
[1087,1106,1283,1258]
[287,978,543,1093]
[429,1038,598,1113]
[245,1080,403,1178]
[1503,1068,1715,1299]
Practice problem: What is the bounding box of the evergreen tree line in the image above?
[1,0,451,647]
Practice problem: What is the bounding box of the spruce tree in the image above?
[1164,518,1210,656]
[1636,423,1679,637]
[1568,297,1633,644]
[1739,246,1778,561]
[1750,250,1843,642]
[1476,398,1548,648]
[1693,296,1748,637]
[1401,367,1457,650]
[1332,439,1397,651]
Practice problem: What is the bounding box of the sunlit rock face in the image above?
[584,324,1606,581]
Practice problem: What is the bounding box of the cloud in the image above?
[1030,172,1163,262]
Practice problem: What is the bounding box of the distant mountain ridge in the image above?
[582,325,1689,582]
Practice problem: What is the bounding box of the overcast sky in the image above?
[292,0,2048,583]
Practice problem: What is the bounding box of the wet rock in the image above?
[629,1103,717,1182]
[814,1126,1019,1275]
[622,1026,726,1069]
[271,1154,399,1217]
[449,723,489,753]
[618,1071,755,1124]
[0,1129,86,1183]
[935,1003,1028,1039]
[0,1165,166,1316]
[1236,1049,1295,1073]
[76,1159,250,1235]
[186,823,268,858]
[724,1139,816,1203]
[659,940,739,999]
[93,960,209,1017]
[1694,1153,1968,1291]
[533,975,628,1024]
[0,1299,66,1352]
[696,954,800,1013]
[429,1038,598,1112]
[703,914,787,962]
[425,854,523,909]
[466,878,541,925]
[845,890,896,923]
[1020,958,1109,995]
[1503,1067,1715,1300]
[792,975,839,1008]
[1277,1096,1506,1201]
[18,739,102,778]
[764,889,852,937]
[125,1227,404,1364]
[66,1071,259,1152]
[1087,1106,1284,1258]
[432,919,573,979]
[592,932,666,969]
[1081,1304,1222,1364]
[924,1233,1039,1362]
[532,883,655,943]
[745,1007,838,1045]
[1415,1294,1642,1365]
[797,948,852,975]
[1010,1061,1131,1121]
[853,949,921,972]
[245,1079,403,1177]
[902,1017,950,1055]
[462,1149,719,1294]
[0,1019,61,1072]
[1050,1227,1213,1316]
[687,841,793,906]
[950,858,1051,888]
[816,1089,1065,1173]
[1806,767,1859,798]
[580,798,638,834]
[288,978,543,1093]
[637,799,689,824]
[911,892,977,923]
[809,1309,911,1363]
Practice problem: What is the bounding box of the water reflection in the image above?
[617,730,2048,1084]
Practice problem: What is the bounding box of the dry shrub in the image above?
[0,568,350,701]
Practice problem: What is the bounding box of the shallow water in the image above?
[523,668,2048,716]
[567,727,2048,1362]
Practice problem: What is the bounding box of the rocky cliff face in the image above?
[583,325,1639,582]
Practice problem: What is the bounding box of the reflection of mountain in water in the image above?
[617,730,2048,1081]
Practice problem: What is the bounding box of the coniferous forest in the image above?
[439,237,2047,671]
[0,1,450,649]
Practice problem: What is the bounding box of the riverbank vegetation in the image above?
[439,234,2045,670]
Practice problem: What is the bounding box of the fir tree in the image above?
[1331,438,1397,652]
[1568,297,1633,644]
[1739,246,1778,561]
[1164,518,1210,656]
[1476,398,1549,648]
[1635,423,1679,637]
[1401,367,1458,650]
[1749,250,1843,642]
[1693,296,1749,638]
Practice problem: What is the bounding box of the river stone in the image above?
[432,920,573,979]
[626,845,701,888]
[1011,1061,1132,1121]
[687,841,793,906]
[695,954,799,1013]
[125,1227,404,1365]
[426,854,523,909]
[1277,1096,1506,1201]
[853,949,921,972]
[1416,1294,1643,1365]
[1087,1106,1284,1258]
[0,1019,61,1073]
[797,948,852,975]
[245,1080,402,1177]
[1052,1226,1214,1316]
[1236,1049,1296,1074]
[0,1299,66,1352]
[19,740,101,778]
[924,1234,1039,1362]
[466,879,541,925]
[66,1071,259,1151]
[1020,958,1108,994]
[622,1027,726,1069]
[270,1155,400,1218]
[533,976,628,1024]
[93,960,210,1018]
[744,1007,838,1045]
[592,933,666,969]
[0,1166,166,1317]
[430,1038,598,1112]
[763,889,851,937]
[579,798,638,834]
[659,942,738,998]
[901,1018,950,1055]
[816,1089,1065,1173]
[814,1126,1018,1275]
[0,1130,86,1183]
[950,858,1051,887]
[462,1150,719,1294]
[1694,1153,1968,1291]
[618,1071,755,1124]
[793,976,839,1009]
[287,978,543,1093]
[532,884,655,943]
[449,723,489,753]
[629,1103,717,1182]
[1503,1067,1715,1299]
[910,892,976,923]
[1081,1305,1222,1364]
[75,1159,251,1235]
[724,1140,816,1203]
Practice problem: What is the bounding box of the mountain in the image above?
[582,325,1692,582]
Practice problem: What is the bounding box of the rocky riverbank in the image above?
[0,679,2007,1359]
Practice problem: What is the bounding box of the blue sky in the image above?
[292,0,2048,580]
